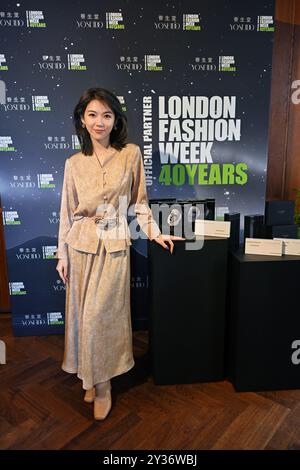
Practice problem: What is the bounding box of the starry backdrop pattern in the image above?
[0,0,275,335]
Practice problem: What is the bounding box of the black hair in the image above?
[73,87,128,155]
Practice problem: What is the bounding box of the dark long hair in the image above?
[73,87,128,155]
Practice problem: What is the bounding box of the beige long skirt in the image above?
[62,242,135,390]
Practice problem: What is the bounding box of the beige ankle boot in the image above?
[84,387,95,403]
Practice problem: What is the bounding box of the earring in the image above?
[82,123,85,128]
[114,125,117,130]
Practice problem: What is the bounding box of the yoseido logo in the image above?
[49,211,60,224]
[116,56,143,71]
[0,10,46,28]
[43,135,79,150]
[229,15,274,33]
[0,11,24,27]
[16,247,41,260]
[191,57,217,72]
[0,20,24,27]
[10,175,36,189]
[39,55,66,70]
[1,96,30,111]
[10,174,57,188]
[229,17,255,31]
[53,280,66,292]
[22,314,46,326]
[76,13,104,29]
[44,136,70,150]
[77,12,125,30]
[291,340,300,365]
[154,15,180,30]
[38,55,88,72]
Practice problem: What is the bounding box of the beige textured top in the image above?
[56,143,161,259]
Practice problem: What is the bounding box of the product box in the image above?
[245,238,283,256]
[274,238,300,256]
[194,220,231,238]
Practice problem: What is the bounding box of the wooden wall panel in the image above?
[267,0,300,202]
[266,0,295,200]
[285,15,300,201]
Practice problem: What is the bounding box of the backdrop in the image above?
[0,0,275,335]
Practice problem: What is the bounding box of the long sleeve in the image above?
[56,159,78,259]
[130,146,161,240]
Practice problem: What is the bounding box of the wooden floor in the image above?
[1,315,300,451]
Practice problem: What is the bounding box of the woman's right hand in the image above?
[56,259,69,284]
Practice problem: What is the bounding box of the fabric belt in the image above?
[73,214,119,230]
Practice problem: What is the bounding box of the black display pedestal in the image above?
[226,250,300,392]
[148,237,228,385]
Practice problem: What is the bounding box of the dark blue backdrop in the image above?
[0,0,275,335]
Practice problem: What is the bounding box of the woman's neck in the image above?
[91,138,110,154]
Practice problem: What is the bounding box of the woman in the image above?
[56,87,177,420]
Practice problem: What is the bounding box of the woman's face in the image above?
[81,99,116,147]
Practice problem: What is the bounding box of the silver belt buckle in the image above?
[111,216,119,230]
[106,218,117,230]
[94,215,104,225]
[95,215,119,230]
[102,219,109,230]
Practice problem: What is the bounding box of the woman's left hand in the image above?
[153,234,185,254]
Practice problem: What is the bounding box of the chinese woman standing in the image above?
[56,88,175,420]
